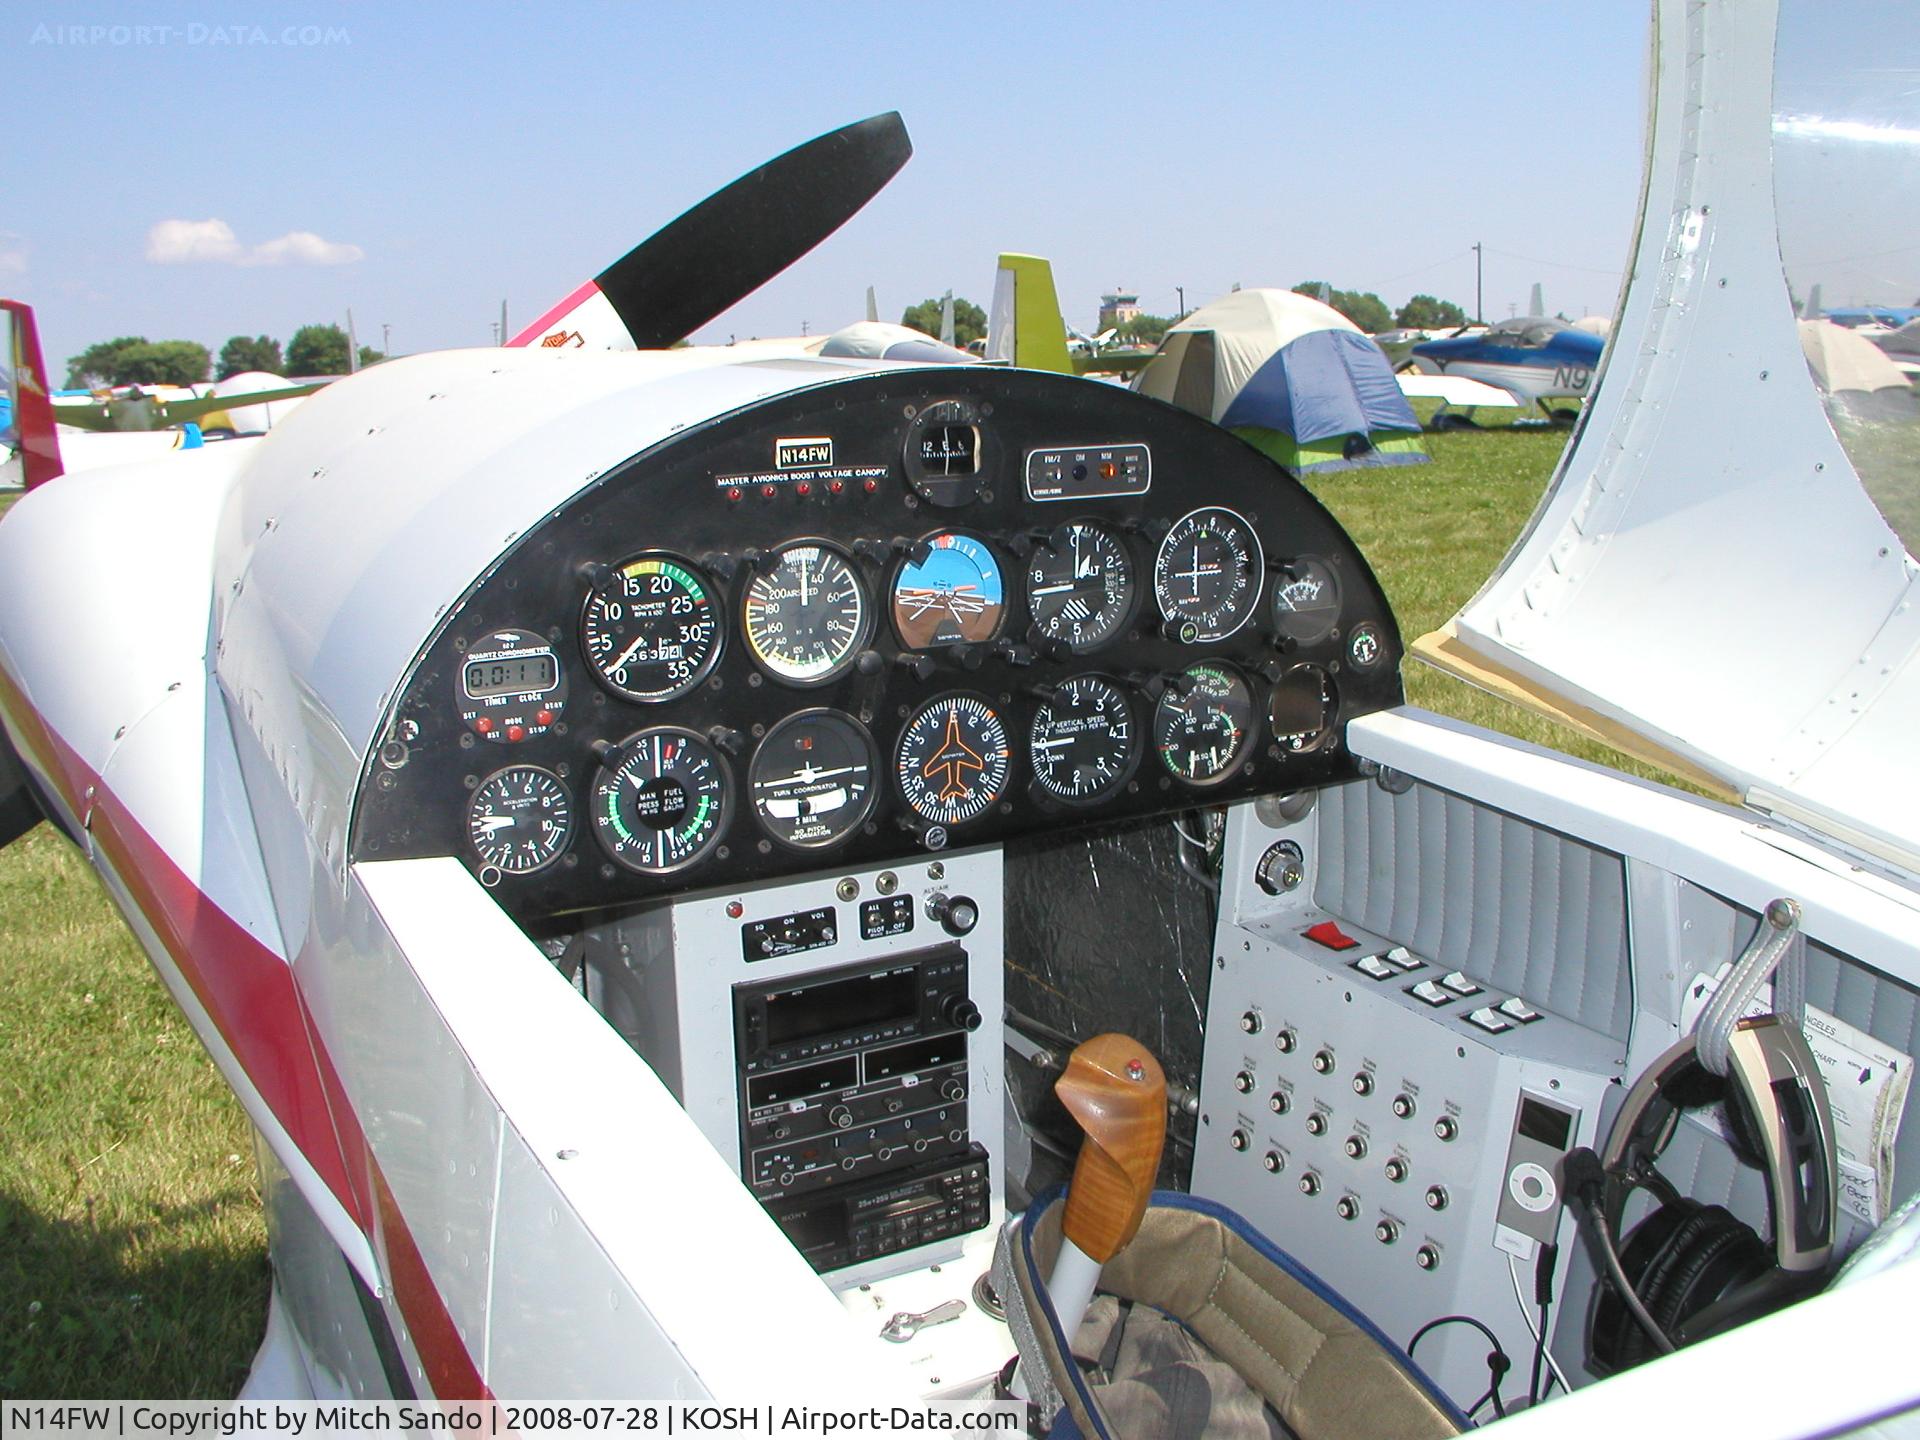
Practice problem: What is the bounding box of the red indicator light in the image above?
[828,479,845,494]
[474,716,493,734]
[725,487,743,503]
[1099,461,1119,480]
[795,481,812,497]
[505,724,527,743]
[535,708,554,726]
[761,484,778,499]
[726,900,744,919]
[862,478,878,493]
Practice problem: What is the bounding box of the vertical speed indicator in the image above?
[580,553,722,702]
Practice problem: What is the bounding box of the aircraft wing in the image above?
[1074,350,1154,377]
[52,382,325,433]
[1395,372,1521,407]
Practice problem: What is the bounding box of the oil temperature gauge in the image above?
[1154,662,1255,786]
[590,727,731,874]
[467,765,573,877]
[457,628,567,742]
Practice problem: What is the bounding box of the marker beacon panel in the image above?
[351,368,1402,922]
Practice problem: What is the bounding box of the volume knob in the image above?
[939,995,983,1032]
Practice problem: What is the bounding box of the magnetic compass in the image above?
[895,694,1012,826]
[1025,522,1136,654]
[590,727,730,874]
[1153,508,1263,643]
[466,766,573,876]
[1029,674,1138,806]
[749,710,879,849]
[580,553,722,702]
[1154,662,1255,786]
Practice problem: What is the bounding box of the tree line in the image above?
[65,324,385,389]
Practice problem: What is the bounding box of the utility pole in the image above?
[1473,242,1484,323]
[381,322,391,358]
[1176,285,1185,317]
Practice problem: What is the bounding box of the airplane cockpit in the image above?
[4,0,1919,1430]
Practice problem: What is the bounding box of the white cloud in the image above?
[0,231,27,274]
[145,217,363,267]
[248,230,365,266]
[146,217,244,263]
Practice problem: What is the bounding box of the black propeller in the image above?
[593,111,911,349]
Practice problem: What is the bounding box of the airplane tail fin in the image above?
[986,254,1074,374]
[1528,282,1545,318]
[939,291,955,348]
[866,286,880,324]
[1801,283,1823,320]
[1,299,64,490]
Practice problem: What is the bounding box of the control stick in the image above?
[1047,1034,1167,1346]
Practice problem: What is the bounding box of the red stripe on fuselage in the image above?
[0,663,487,1397]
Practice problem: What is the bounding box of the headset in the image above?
[1568,1013,1838,1374]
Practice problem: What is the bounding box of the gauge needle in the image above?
[612,634,649,671]
[476,816,517,833]
[1030,582,1076,596]
[1033,737,1073,750]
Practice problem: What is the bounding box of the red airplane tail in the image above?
[2,299,64,490]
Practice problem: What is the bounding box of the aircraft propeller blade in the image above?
[510,112,912,351]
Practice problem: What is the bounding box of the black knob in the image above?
[1025,627,1071,662]
[940,994,983,1032]
[1159,618,1201,645]
[947,643,985,672]
[992,638,1035,666]
[852,539,892,566]
[895,536,934,566]
[706,726,746,757]
[927,892,979,937]
[699,551,737,581]
[895,651,937,681]
[576,560,614,587]
[855,649,886,677]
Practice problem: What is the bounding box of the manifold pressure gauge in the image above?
[580,552,722,702]
[467,766,573,877]
[741,541,871,685]
[591,727,731,874]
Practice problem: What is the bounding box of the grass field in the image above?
[0,405,1904,1396]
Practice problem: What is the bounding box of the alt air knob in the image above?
[926,893,979,937]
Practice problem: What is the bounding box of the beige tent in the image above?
[1798,319,1919,422]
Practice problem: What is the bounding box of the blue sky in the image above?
[7,3,1660,371]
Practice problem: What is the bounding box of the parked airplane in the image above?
[1404,316,1605,418]
[2,11,1918,1435]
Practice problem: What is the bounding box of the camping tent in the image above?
[1132,289,1426,474]
[1798,318,1920,423]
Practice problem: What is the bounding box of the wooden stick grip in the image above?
[1055,1034,1167,1262]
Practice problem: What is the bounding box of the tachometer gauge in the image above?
[590,727,730,874]
[1154,662,1255,786]
[896,694,1012,826]
[749,710,878,849]
[580,553,722,702]
[891,533,1007,649]
[1030,675,1138,806]
[1268,664,1338,753]
[742,542,871,685]
[1153,507,1263,643]
[457,628,567,743]
[467,765,573,877]
[1270,558,1342,648]
[1025,522,1137,653]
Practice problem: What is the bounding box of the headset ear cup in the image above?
[1637,1204,1773,1343]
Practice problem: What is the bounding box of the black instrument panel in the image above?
[352,368,1403,920]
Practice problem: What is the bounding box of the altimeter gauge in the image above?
[467,766,573,877]
[896,694,1012,826]
[749,710,879,849]
[1153,507,1263,643]
[1154,662,1255,786]
[580,552,722,702]
[1025,522,1137,653]
[742,542,871,685]
[890,533,1007,649]
[591,727,731,874]
[1029,674,1138,806]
